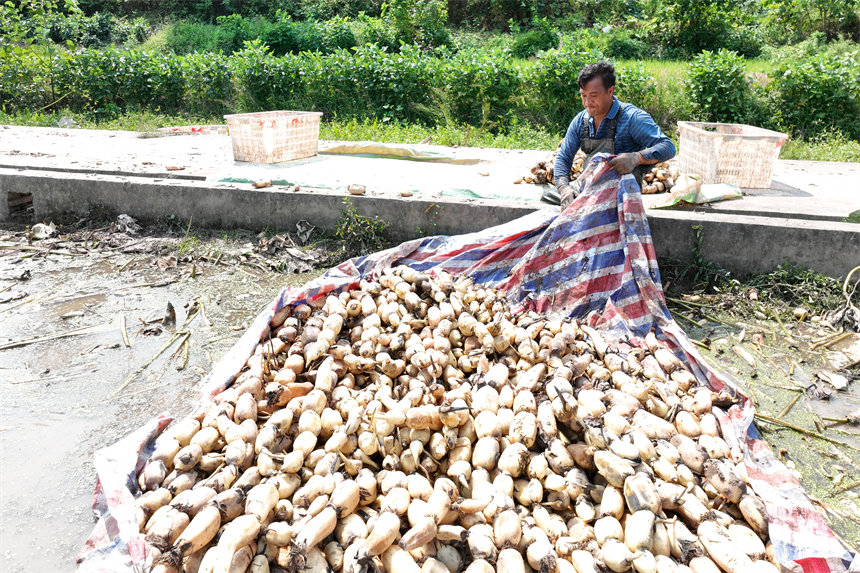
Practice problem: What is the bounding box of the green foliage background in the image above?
[2,0,859,155]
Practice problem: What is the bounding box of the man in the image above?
[554,61,676,208]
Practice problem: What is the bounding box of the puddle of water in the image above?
[46,293,108,319]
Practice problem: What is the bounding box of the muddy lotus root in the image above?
[138,267,775,573]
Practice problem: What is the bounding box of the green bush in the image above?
[382,0,449,47]
[768,51,860,139]
[510,19,558,58]
[686,49,755,123]
[349,15,398,51]
[41,11,149,47]
[616,62,656,105]
[654,0,752,58]
[525,44,604,130]
[438,50,520,126]
[0,48,55,112]
[722,25,764,59]
[263,15,356,54]
[605,29,648,60]
[761,0,860,44]
[53,47,185,115]
[166,20,220,54]
[181,52,236,115]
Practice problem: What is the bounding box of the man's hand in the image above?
[608,152,640,175]
[559,183,580,210]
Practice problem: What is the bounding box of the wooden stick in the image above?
[810,330,845,350]
[777,392,802,419]
[117,256,138,272]
[0,322,113,351]
[176,337,190,371]
[754,413,860,453]
[772,309,791,337]
[665,295,710,309]
[822,332,852,350]
[832,479,860,496]
[111,331,186,397]
[671,310,701,328]
[749,343,788,377]
[120,315,131,348]
[0,243,80,256]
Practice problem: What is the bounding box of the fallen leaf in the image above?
[817,370,849,390]
[155,256,178,271]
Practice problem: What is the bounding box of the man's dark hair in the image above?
[577,61,616,90]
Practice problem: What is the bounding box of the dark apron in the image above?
[541,108,643,205]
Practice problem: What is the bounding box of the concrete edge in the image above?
[2,168,858,278]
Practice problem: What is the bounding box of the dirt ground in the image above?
[0,215,858,572]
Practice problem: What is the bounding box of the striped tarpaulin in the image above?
[79,154,857,572]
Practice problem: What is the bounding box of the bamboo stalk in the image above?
[754,413,860,453]
[822,332,852,350]
[120,315,131,348]
[111,331,186,397]
[832,479,860,496]
[777,392,802,419]
[0,322,113,351]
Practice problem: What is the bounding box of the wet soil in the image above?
[0,221,328,572]
[674,305,860,550]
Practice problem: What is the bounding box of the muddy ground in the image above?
[0,215,858,572]
[0,217,335,572]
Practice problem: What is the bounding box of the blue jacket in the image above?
[554,97,676,184]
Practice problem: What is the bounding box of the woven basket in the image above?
[678,121,788,189]
[224,111,323,164]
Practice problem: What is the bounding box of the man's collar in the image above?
[606,97,620,119]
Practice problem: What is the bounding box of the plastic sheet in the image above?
[78,154,857,573]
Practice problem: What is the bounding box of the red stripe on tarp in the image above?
[797,557,836,573]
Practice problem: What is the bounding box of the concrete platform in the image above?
[1,126,858,277]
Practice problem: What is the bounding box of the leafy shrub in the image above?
[525,44,604,130]
[768,51,860,139]
[0,48,54,112]
[604,29,648,60]
[510,18,558,58]
[297,0,382,20]
[686,49,754,123]
[53,47,185,115]
[646,0,761,58]
[721,25,763,59]
[761,0,860,44]
[349,15,398,50]
[41,11,149,47]
[439,50,520,126]
[382,0,449,47]
[166,20,220,54]
[214,14,256,54]
[181,52,236,115]
[616,62,656,105]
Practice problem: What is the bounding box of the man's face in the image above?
[580,76,614,117]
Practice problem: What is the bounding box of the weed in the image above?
[335,197,388,256]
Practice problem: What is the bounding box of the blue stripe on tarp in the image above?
[543,206,618,244]
[518,247,626,294]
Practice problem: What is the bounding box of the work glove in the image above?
[559,182,580,210]
[608,152,639,175]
